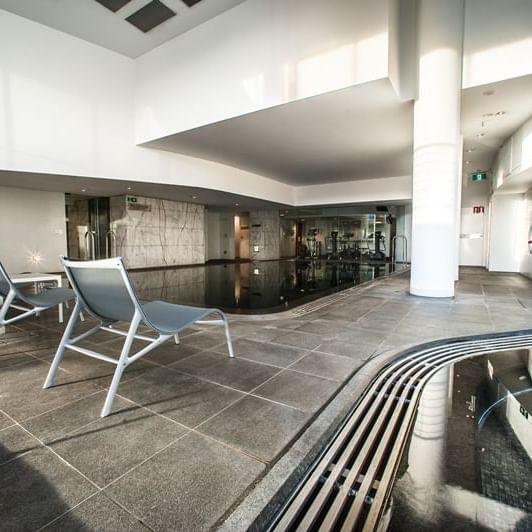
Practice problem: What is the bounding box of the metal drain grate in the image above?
[269,332,532,532]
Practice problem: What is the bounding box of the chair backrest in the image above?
[0,261,19,298]
[61,257,140,322]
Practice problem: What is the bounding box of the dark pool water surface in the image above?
[387,350,532,532]
[129,259,402,313]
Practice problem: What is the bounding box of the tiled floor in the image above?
[1,267,532,530]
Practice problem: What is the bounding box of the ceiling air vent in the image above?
[126,0,176,33]
[182,0,204,6]
[95,0,132,13]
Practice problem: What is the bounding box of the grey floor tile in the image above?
[290,351,361,381]
[0,411,14,430]
[146,342,202,366]
[22,392,132,445]
[179,331,228,351]
[272,330,323,350]
[0,446,96,531]
[0,359,103,422]
[316,339,378,360]
[44,492,149,531]
[253,370,338,413]
[35,349,157,388]
[0,351,34,369]
[118,367,244,428]
[170,351,280,392]
[0,425,41,466]
[198,395,310,462]
[220,338,308,367]
[105,431,264,531]
[50,406,187,487]
[295,319,351,338]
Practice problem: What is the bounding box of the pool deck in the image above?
[1,267,532,531]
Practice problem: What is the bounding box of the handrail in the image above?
[106,230,117,258]
[84,231,96,260]
[391,234,408,265]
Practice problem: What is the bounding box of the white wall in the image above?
[488,194,527,272]
[0,186,67,272]
[294,175,412,206]
[463,0,532,88]
[459,177,490,266]
[135,0,390,143]
[520,188,532,279]
[0,10,293,206]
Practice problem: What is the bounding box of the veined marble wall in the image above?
[111,196,205,269]
[250,210,280,261]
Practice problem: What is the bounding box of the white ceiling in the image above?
[0,170,287,210]
[0,0,246,57]
[461,73,532,181]
[144,79,415,186]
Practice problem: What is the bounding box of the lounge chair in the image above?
[0,261,75,328]
[43,257,234,417]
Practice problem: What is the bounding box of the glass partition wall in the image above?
[280,207,395,262]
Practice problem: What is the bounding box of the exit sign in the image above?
[471,170,487,182]
[473,206,485,214]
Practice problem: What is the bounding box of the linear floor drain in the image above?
[269,332,532,532]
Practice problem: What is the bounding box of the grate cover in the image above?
[126,0,176,32]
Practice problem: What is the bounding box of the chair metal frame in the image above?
[44,257,234,417]
[0,261,74,327]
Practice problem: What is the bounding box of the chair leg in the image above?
[43,300,82,388]
[0,289,15,327]
[220,312,234,358]
[101,310,141,417]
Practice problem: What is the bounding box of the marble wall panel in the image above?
[110,195,205,268]
[250,210,280,261]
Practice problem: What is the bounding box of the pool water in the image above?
[129,259,403,313]
[387,350,532,531]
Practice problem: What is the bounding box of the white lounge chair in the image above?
[0,261,75,328]
[43,257,234,417]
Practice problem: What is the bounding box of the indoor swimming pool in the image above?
[129,259,405,313]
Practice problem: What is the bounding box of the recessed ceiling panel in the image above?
[126,0,176,33]
[94,0,131,13]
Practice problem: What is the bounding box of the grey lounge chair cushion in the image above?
[23,287,75,307]
[141,300,213,335]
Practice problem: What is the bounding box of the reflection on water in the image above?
[388,351,532,531]
[129,259,401,313]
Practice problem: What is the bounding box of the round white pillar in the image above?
[410,0,464,298]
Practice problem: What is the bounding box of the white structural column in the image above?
[410,0,465,297]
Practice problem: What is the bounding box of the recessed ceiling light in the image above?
[466,148,474,153]
[482,90,495,96]
[235,203,239,206]
[192,195,197,200]
[465,160,471,164]
[280,213,285,217]
[477,132,486,137]
[81,189,86,192]
[127,186,132,190]
[495,110,506,116]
